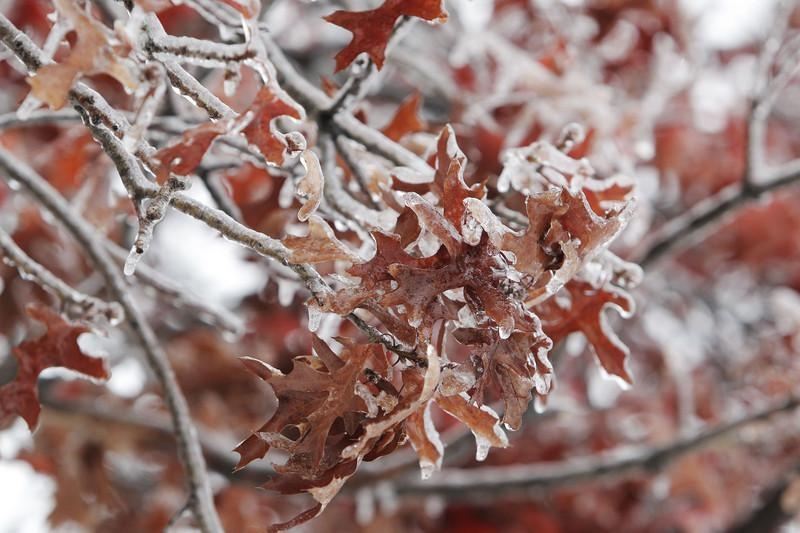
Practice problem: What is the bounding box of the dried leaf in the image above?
[537,279,635,384]
[404,401,443,478]
[296,151,324,222]
[29,0,137,109]
[435,392,508,459]
[237,342,383,474]
[152,122,226,181]
[453,328,553,431]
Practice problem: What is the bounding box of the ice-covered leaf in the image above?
[431,126,485,232]
[236,341,383,474]
[466,184,633,301]
[324,0,448,72]
[240,86,303,165]
[435,392,508,460]
[282,215,360,264]
[152,122,226,180]
[0,305,109,429]
[453,328,553,431]
[537,279,635,384]
[404,401,442,479]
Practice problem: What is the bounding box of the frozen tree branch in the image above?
[333,134,383,210]
[637,6,800,269]
[38,388,275,481]
[635,159,800,269]
[395,395,800,499]
[162,61,234,120]
[0,227,122,322]
[0,147,223,533]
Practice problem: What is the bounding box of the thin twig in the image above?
[0,147,223,533]
[332,134,382,210]
[728,461,800,533]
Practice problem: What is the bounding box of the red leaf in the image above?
[0,305,109,429]
[381,92,427,141]
[324,0,448,72]
[282,215,359,264]
[238,342,383,475]
[537,280,635,384]
[454,329,553,431]
[240,86,302,165]
[404,401,443,475]
[152,122,226,181]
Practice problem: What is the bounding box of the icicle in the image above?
[277,280,296,307]
[307,305,322,332]
[123,247,143,276]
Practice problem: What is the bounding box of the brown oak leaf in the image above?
[453,328,553,431]
[28,0,136,109]
[234,341,384,475]
[435,392,508,458]
[282,215,359,264]
[152,122,227,181]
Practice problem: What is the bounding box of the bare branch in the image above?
[0,147,223,533]
[728,461,800,533]
[333,134,383,210]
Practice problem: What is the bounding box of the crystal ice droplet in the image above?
[277,281,295,307]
